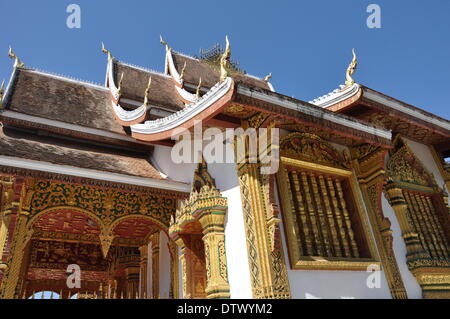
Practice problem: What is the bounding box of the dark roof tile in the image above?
[6,69,126,135]
[0,128,163,180]
[114,62,184,111]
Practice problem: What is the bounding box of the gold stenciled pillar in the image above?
[193,204,230,299]
[384,180,430,262]
[386,141,450,298]
[150,232,160,299]
[0,179,34,299]
[168,240,179,299]
[235,115,291,299]
[139,244,148,299]
[351,145,408,299]
[170,163,231,299]
[0,177,14,262]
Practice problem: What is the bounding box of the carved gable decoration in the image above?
[192,160,216,193]
[280,133,346,168]
[387,146,436,188]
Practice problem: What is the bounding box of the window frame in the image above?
[277,156,381,271]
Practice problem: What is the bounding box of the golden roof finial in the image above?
[101,42,114,61]
[345,48,358,87]
[144,77,152,106]
[263,72,272,83]
[117,72,124,97]
[220,35,231,82]
[160,35,171,51]
[8,46,24,68]
[179,61,187,82]
[196,77,202,98]
[0,80,5,106]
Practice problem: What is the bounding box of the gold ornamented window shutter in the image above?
[277,133,379,270]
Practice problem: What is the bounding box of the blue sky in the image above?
[0,0,449,118]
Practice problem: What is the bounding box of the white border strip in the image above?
[131,78,232,135]
[0,156,190,193]
[237,86,392,140]
[363,89,450,131]
[310,84,360,108]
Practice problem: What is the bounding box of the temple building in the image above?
[0,37,448,299]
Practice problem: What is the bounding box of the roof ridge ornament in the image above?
[0,80,5,107]
[179,61,187,82]
[101,42,114,61]
[196,77,202,98]
[160,35,171,52]
[345,48,357,88]
[144,77,152,106]
[220,35,231,82]
[263,72,272,83]
[8,46,24,68]
[117,72,124,98]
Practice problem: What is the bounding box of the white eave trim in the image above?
[0,156,190,193]
[111,100,147,123]
[0,110,151,145]
[166,49,183,86]
[363,89,450,131]
[237,86,392,140]
[131,77,233,135]
[310,84,360,108]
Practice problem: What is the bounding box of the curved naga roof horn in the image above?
[345,48,358,88]
[220,36,231,82]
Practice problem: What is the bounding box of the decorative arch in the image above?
[169,162,230,299]
[280,132,349,169]
[28,207,104,232]
[387,144,438,189]
[21,180,175,232]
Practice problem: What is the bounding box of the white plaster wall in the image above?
[159,231,171,299]
[152,145,196,184]
[381,195,422,298]
[208,162,253,299]
[153,144,253,299]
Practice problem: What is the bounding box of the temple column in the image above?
[0,177,14,262]
[194,207,230,299]
[384,180,430,262]
[139,244,148,299]
[174,238,187,299]
[150,232,159,299]
[168,240,179,299]
[351,145,408,299]
[234,116,291,299]
[124,265,140,299]
[0,179,33,299]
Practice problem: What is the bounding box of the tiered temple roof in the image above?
[0,38,449,175]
